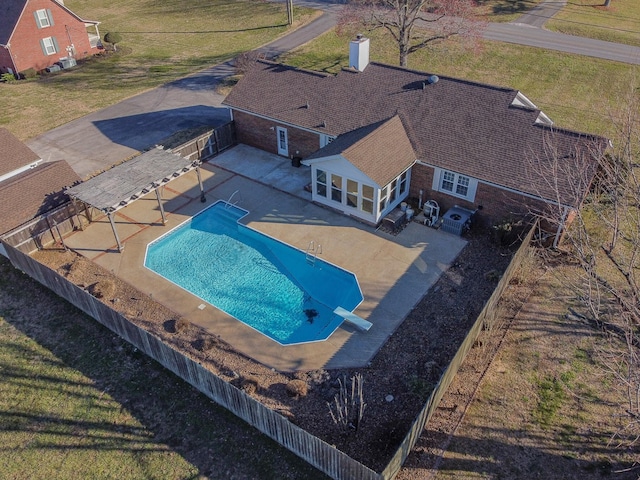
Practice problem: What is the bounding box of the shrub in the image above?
[286,379,308,398]
[88,280,116,299]
[1,72,17,82]
[104,32,122,51]
[240,375,260,395]
[492,217,525,246]
[19,68,37,79]
[174,316,190,333]
[197,336,217,351]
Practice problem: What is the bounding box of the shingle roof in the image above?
[0,127,41,177]
[0,0,27,45]
[307,115,416,186]
[0,160,80,234]
[224,60,607,207]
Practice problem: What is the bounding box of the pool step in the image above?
[333,306,372,332]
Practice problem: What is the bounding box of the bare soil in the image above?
[396,254,640,479]
[32,226,515,472]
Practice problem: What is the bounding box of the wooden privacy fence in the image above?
[4,221,537,479]
[4,243,380,480]
[381,222,537,478]
[169,122,236,161]
[1,202,81,255]
[2,123,237,255]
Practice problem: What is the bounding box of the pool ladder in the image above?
[306,241,322,266]
[225,190,242,208]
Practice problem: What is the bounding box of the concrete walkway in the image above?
[62,145,467,371]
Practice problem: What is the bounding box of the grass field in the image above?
[0,0,316,141]
[0,256,327,479]
[282,28,638,136]
[547,0,640,47]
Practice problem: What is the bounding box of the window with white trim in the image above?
[41,37,58,55]
[434,168,477,202]
[35,9,52,28]
[316,169,327,198]
[361,184,374,214]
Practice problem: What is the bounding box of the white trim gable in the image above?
[512,91,553,126]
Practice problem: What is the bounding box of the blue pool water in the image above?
[144,202,363,345]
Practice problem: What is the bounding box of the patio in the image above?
[62,144,467,371]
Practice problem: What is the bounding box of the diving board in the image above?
[334,306,372,332]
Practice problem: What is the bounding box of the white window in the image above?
[316,169,327,198]
[434,168,477,202]
[361,184,374,214]
[35,9,52,28]
[331,174,342,203]
[41,37,58,55]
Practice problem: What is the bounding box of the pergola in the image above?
[66,147,206,252]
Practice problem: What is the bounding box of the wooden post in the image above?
[155,188,167,225]
[287,0,293,25]
[107,211,124,252]
[196,165,206,203]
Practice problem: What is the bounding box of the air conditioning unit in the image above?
[56,57,77,69]
[45,64,61,73]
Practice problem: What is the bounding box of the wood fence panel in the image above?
[4,244,381,480]
[4,219,536,480]
[381,223,537,479]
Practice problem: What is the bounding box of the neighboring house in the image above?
[0,0,100,75]
[223,37,608,235]
[0,127,43,182]
[0,128,80,255]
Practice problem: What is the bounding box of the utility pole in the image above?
[287,0,294,25]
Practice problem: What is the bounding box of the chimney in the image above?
[349,35,370,72]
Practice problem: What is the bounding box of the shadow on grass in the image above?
[403,427,633,479]
[0,256,328,479]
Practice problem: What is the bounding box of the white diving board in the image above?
[334,306,372,332]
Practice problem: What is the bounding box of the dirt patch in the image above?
[32,226,514,472]
[396,256,639,479]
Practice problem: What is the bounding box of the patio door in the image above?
[276,127,289,157]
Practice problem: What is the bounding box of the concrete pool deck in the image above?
[62,145,467,371]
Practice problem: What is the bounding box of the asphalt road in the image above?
[26,0,640,179]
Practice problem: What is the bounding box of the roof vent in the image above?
[427,75,439,84]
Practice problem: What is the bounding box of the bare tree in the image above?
[340,0,484,67]
[530,85,640,450]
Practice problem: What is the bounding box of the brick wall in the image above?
[410,163,545,228]
[9,0,99,73]
[233,110,320,158]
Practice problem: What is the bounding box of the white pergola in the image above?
[66,147,206,252]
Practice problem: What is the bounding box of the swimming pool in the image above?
[144,202,363,345]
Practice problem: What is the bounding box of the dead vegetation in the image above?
[32,226,514,472]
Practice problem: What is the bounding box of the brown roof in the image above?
[0,160,80,234]
[307,115,416,186]
[0,127,41,177]
[224,60,608,207]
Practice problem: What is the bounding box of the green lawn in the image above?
[547,0,640,47]
[0,0,316,141]
[0,257,326,479]
[282,28,638,136]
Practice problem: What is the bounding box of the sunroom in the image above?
[303,116,416,224]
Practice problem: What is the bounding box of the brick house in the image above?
[0,128,80,255]
[0,0,100,75]
[223,37,608,239]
